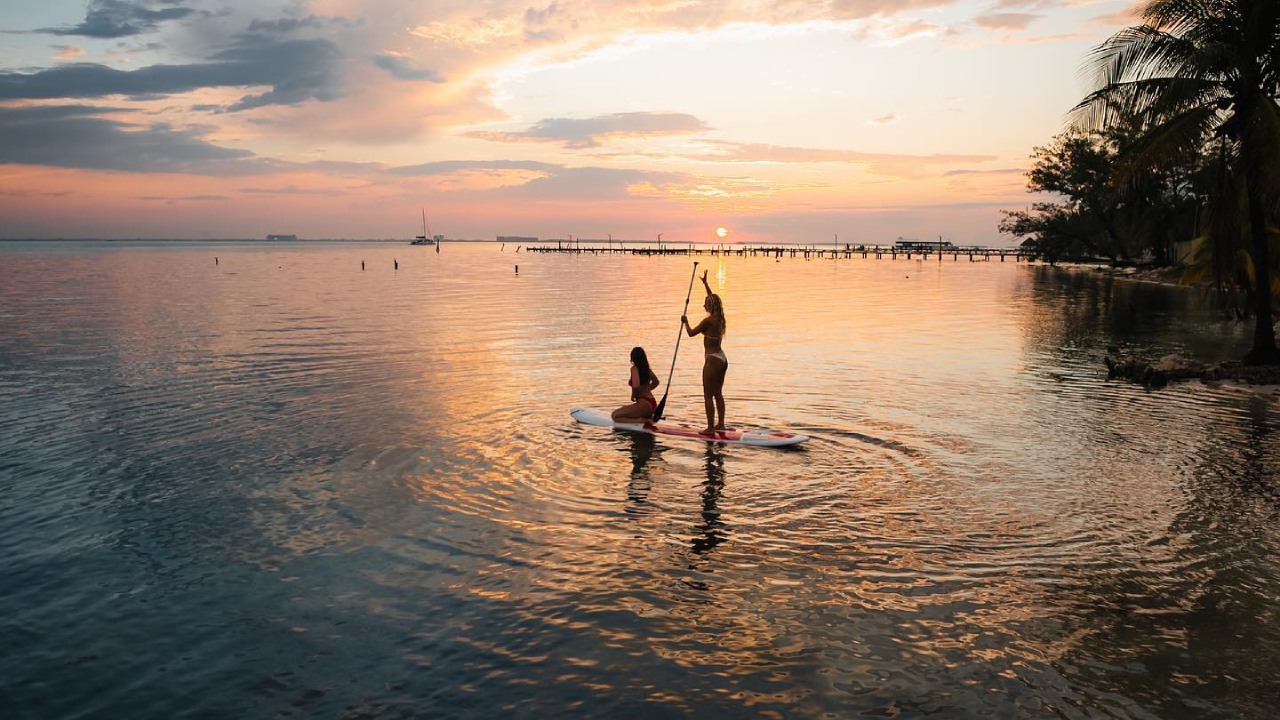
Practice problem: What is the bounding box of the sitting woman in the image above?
[612,346,660,423]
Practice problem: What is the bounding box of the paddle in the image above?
[653,261,698,422]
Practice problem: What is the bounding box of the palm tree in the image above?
[1074,0,1280,364]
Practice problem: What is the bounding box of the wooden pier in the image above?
[523,243,1035,262]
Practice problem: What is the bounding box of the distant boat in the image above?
[894,237,953,250]
[411,208,437,246]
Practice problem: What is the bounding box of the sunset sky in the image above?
[0,0,1137,244]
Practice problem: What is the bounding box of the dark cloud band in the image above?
[38,0,197,39]
[0,38,343,111]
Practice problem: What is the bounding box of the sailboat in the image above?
[411,208,437,246]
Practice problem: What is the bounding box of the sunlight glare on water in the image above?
[1,241,1278,719]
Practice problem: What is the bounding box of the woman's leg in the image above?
[709,357,728,428]
[613,400,653,424]
[702,357,728,432]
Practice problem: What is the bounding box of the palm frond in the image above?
[1116,104,1221,183]
[1081,25,1192,91]
[1144,0,1211,35]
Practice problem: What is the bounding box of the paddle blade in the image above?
[653,394,668,423]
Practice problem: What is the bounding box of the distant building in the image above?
[266,234,299,241]
[497,236,538,243]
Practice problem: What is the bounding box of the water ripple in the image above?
[2,243,1278,719]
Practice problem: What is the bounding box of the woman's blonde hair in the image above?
[707,293,725,334]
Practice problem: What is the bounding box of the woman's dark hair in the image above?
[630,346,652,383]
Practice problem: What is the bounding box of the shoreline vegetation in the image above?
[998,0,1280,366]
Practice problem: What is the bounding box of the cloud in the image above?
[412,0,958,51]
[522,1,569,43]
[243,16,334,35]
[824,0,955,18]
[104,42,166,58]
[865,113,897,126]
[672,140,994,166]
[140,194,231,201]
[973,12,1042,31]
[636,176,796,209]
[389,160,559,176]
[816,200,1015,211]
[0,38,343,110]
[239,185,342,196]
[388,159,781,206]
[0,105,256,173]
[52,46,87,62]
[38,0,198,39]
[392,160,692,202]
[0,104,408,180]
[466,112,711,148]
[372,52,445,82]
[943,168,1027,176]
[848,16,955,44]
[495,166,688,201]
[1088,4,1143,29]
[0,188,73,198]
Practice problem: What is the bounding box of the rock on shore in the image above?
[1104,350,1280,388]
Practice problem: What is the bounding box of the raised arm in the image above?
[699,269,712,296]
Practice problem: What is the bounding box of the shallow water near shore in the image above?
[2,241,1278,719]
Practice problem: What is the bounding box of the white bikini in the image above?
[704,332,727,364]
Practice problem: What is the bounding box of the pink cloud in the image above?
[973,12,1042,31]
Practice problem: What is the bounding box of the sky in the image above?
[0,0,1139,244]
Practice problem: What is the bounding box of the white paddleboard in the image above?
[570,407,808,448]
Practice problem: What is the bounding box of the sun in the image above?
[715,226,728,238]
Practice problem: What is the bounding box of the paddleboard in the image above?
[570,408,808,448]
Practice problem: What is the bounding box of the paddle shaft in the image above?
[654,262,698,421]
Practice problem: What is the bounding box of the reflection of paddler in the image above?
[691,446,727,556]
[681,270,728,435]
[626,433,657,510]
[612,346,660,424]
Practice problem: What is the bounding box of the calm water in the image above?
[2,241,1278,719]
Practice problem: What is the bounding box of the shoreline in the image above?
[1050,262,1280,387]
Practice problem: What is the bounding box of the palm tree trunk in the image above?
[1243,174,1279,364]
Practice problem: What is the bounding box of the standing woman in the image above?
[613,346,661,423]
[681,270,727,434]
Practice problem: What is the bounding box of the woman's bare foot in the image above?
[699,427,717,435]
